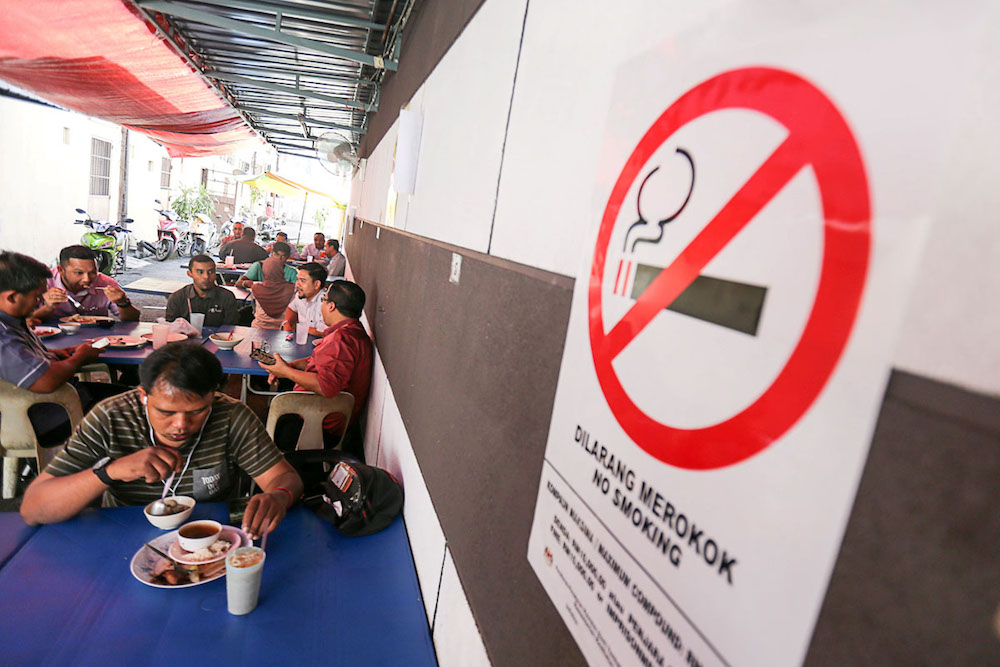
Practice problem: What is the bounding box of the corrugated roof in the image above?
[129,0,413,158]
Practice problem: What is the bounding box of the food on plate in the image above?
[61,314,97,323]
[31,326,61,338]
[150,557,227,586]
[86,336,142,347]
[180,538,233,562]
[140,332,188,343]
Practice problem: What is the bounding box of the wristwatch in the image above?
[92,456,120,486]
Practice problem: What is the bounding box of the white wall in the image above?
[0,97,123,265]
[351,0,1000,403]
[346,2,1000,664]
[125,132,172,245]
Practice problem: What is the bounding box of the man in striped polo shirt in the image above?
[20,342,303,540]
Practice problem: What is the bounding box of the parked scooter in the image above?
[74,208,134,276]
[151,199,181,261]
[176,213,214,257]
[258,216,278,242]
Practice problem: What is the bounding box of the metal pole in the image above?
[296,191,309,245]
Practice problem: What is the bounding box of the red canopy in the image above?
[0,0,260,157]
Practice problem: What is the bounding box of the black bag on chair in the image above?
[285,450,404,537]
[236,301,254,326]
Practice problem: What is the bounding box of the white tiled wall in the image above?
[360,312,490,663]
[434,548,491,667]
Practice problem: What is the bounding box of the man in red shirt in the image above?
[260,280,372,457]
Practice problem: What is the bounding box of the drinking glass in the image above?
[151,323,170,349]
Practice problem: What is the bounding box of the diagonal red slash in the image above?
[600,135,806,360]
[587,67,870,470]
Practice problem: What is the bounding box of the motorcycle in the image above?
[151,199,181,261]
[74,208,134,276]
[258,216,279,242]
[176,213,214,257]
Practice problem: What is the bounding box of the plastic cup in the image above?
[225,254,235,267]
[226,546,266,615]
[295,322,309,345]
[189,312,205,334]
[151,323,170,349]
[306,255,313,263]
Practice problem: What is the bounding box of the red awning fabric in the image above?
[0,0,260,157]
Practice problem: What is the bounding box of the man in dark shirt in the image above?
[165,255,238,327]
[219,226,268,265]
[0,251,117,445]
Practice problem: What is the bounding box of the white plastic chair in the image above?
[75,362,112,383]
[264,391,354,451]
[0,379,83,499]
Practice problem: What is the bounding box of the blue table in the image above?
[0,506,436,665]
[43,324,319,402]
[204,325,317,401]
[44,321,159,365]
[0,511,37,569]
[204,325,317,377]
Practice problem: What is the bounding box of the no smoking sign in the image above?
[589,67,871,470]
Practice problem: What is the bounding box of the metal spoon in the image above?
[148,472,178,516]
[147,499,169,516]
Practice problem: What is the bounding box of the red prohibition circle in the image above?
[589,67,871,470]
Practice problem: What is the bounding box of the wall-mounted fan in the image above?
[315,132,359,178]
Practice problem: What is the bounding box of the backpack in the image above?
[285,450,404,537]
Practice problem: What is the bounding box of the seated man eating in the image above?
[262,281,372,457]
[32,245,139,323]
[21,342,303,539]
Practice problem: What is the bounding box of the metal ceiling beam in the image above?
[264,127,318,140]
[210,71,377,112]
[138,0,397,71]
[211,62,377,86]
[213,71,369,97]
[242,106,365,134]
[184,0,386,32]
[235,98,363,114]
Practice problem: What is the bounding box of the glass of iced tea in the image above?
[226,546,266,615]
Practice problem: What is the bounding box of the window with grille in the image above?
[89,138,112,196]
[160,158,171,188]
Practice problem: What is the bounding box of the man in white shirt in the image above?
[301,232,326,263]
[283,262,327,336]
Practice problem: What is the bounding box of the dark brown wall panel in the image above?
[346,221,1000,666]
[346,220,584,666]
[805,370,1000,666]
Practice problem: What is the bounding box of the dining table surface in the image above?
[40,322,318,373]
[0,505,436,665]
[121,277,250,301]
